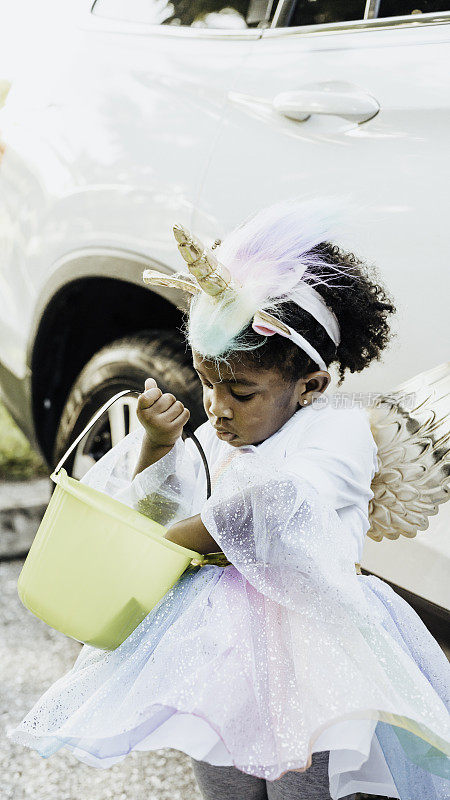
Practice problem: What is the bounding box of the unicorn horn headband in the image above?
[143,217,340,371]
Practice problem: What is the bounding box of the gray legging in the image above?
[190,751,357,800]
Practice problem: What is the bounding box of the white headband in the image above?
[252,283,340,372]
[290,283,341,346]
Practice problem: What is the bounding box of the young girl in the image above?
[7,199,450,800]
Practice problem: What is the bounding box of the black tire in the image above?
[53,331,205,475]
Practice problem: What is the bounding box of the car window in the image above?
[377,0,449,15]
[91,0,275,28]
[282,0,366,26]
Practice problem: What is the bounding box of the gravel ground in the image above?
[2,556,203,800]
[1,478,202,800]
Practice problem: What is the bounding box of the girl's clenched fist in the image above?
[136,378,190,448]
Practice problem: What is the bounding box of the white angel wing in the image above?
[367,362,450,541]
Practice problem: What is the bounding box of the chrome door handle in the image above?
[273,81,379,124]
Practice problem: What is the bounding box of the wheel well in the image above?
[31,277,184,463]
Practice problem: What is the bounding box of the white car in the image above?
[0,0,449,614]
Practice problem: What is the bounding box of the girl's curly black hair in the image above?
[227,242,397,387]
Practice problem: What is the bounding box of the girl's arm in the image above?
[198,448,374,624]
[164,513,221,555]
[132,433,174,478]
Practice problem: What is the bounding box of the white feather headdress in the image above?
[144,196,355,365]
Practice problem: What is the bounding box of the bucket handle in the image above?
[53,389,212,499]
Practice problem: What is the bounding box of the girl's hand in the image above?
[136,377,190,448]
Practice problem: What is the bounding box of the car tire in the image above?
[53,331,205,478]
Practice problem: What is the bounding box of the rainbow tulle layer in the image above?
[7,564,450,800]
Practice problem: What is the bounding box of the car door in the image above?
[194,0,450,609]
[194,0,450,393]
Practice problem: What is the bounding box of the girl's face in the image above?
[193,351,329,447]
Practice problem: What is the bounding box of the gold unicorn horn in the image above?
[173,223,234,298]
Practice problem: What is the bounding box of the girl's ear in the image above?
[297,371,331,405]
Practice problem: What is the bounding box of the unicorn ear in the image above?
[143,269,199,295]
[173,224,235,298]
[252,310,291,337]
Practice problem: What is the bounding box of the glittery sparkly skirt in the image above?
[7,565,450,800]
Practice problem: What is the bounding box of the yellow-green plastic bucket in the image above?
[17,390,211,651]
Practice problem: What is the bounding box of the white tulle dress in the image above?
[7,401,450,799]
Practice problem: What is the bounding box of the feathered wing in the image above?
[367,362,450,541]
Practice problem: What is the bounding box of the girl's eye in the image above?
[230,391,255,402]
[202,381,256,401]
